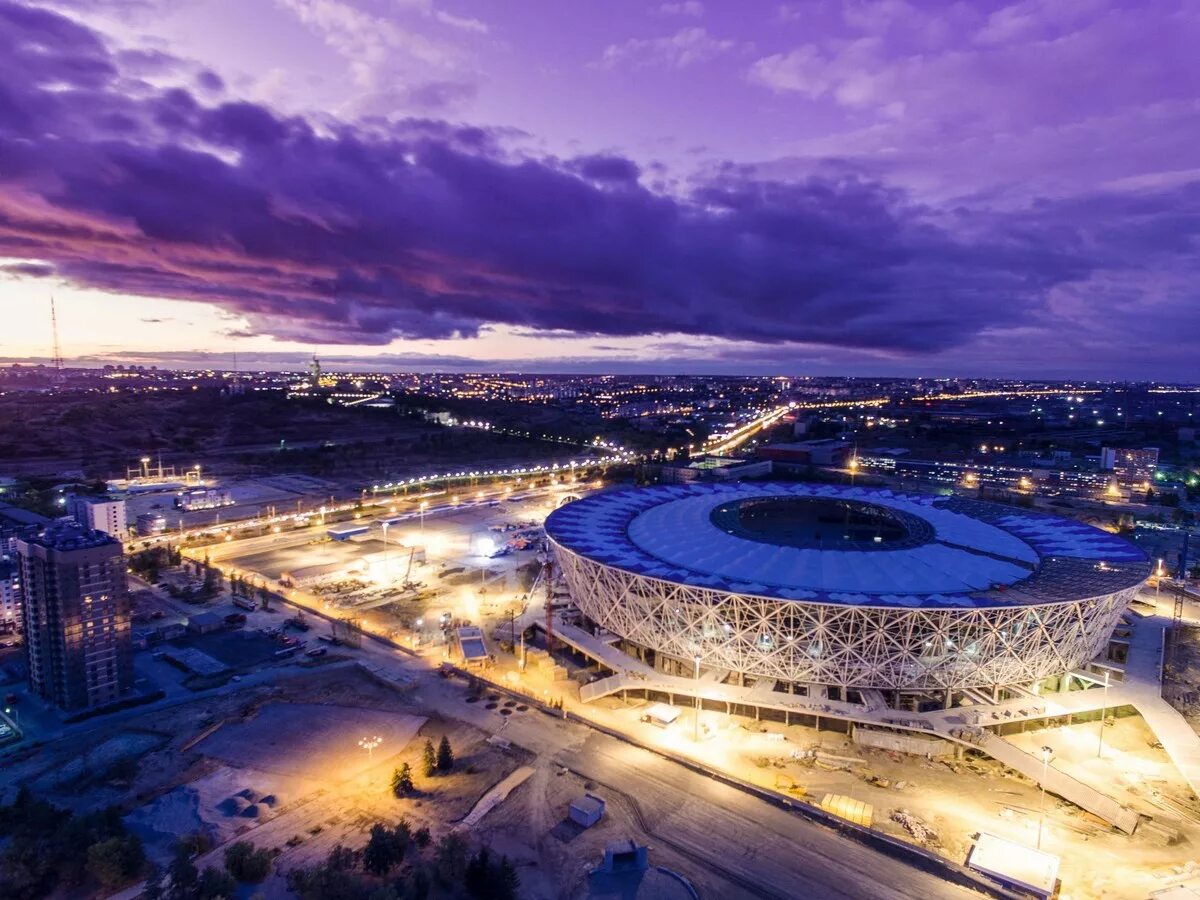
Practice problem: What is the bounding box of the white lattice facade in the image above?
[553,543,1139,691]
[545,483,1149,692]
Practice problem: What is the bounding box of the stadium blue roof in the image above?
[544,483,1149,609]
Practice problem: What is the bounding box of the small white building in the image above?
[70,496,128,541]
[569,793,605,828]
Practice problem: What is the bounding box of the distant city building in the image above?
[1109,447,1160,486]
[17,523,133,710]
[0,502,50,557]
[69,495,128,540]
[0,559,20,634]
[136,512,167,536]
[659,457,772,484]
[175,487,234,511]
[757,439,851,467]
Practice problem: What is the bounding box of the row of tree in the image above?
[288,824,519,900]
[144,837,274,900]
[0,788,146,898]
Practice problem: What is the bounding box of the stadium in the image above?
[545,483,1150,700]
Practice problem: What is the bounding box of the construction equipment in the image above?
[403,547,416,589]
[774,773,807,797]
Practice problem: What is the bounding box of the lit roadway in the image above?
[694,388,1108,460]
[130,471,596,550]
[698,404,792,457]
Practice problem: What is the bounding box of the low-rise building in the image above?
[69,495,128,541]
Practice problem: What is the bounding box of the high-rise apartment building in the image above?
[69,495,128,541]
[17,523,132,710]
[0,559,19,634]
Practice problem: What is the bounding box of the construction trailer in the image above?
[967,832,1059,900]
[640,703,681,728]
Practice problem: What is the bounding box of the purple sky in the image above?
[1,0,1198,377]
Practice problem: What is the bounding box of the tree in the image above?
[165,845,199,900]
[422,739,437,778]
[464,846,491,898]
[327,843,357,872]
[362,823,403,876]
[496,856,520,900]
[203,564,220,597]
[393,818,412,857]
[224,840,272,883]
[413,825,432,849]
[197,865,238,899]
[86,835,145,888]
[391,763,414,797]
[434,833,468,885]
[436,736,454,773]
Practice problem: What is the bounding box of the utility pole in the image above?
[1097,670,1110,757]
[1037,745,1054,849]
[50,296,63,384]
[543,556,555,655]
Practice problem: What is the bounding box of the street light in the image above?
[381,522,390,584]
[1037,745,1054,849]
[693,655,701,743]
[359,735,382,762]
[420,500,428,533]
[1097,670,1111,758]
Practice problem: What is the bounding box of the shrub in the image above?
[224,840,272,883]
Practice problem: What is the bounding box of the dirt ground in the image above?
[577,688,1200,900]
[0,665,706,899]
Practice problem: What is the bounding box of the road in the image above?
[556,730,977,900]
[398,657,981,900]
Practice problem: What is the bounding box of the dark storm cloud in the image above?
[2,1,1199,361]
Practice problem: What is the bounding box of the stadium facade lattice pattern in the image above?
[545,483,1150,691]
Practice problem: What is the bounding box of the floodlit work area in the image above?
[202,481,586,656]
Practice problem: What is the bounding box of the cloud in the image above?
[434,9,488,34]
[600,27,735,70]
[657,1,703,17]
[396,79,478,112]
[748,45,830,97]
[1,1,1199,377]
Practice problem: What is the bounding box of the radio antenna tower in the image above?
[50,296,64,382]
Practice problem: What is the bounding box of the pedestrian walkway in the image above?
[1122,615,1200,797]
[551,618,1161,831]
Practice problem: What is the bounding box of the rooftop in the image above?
[545,483,1149,609]
[22,520,122,553]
